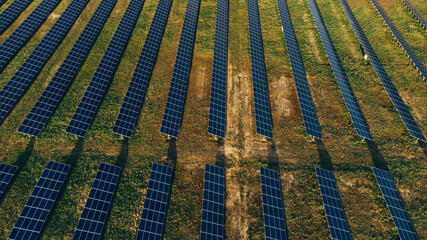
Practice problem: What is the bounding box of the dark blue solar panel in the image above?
[339,0,426,142]
[401,0,426,31]
[136,163,172,240]
[200,164,225,240]
[259,167,287,240]
[307,0,372,141]
[372,167,418,240]
[159,0,201,138]
[207,0,228,139]
[8,161,70,240]
[370,0,426,81]
[246,0,273,139]
[315,167,352,240]
[275,0,322,140]
[0,0,62,73]
[17,0,118,137]
[66,0,146,138]
[72,163,121,240]
[113,0,173,138]
[0,0,90,125]
[0,0,33,35]
[0,163,18,197]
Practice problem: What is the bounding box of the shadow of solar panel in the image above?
[0,163,18,197]
[401,0,426,31]
[72,163,121,240]
[246,0,273,139]
[136,163,172,240]
[275,0,322,140]
[207,0,228,139]
[200,164,225,240]
[370,0,426,81]
[339,0,426,142]
[306,0,372,141]
[0,0,62,73]
[372,167,418,240]
[17,0,118,137]
[66,0,146,138]
[259,167,287,240]
[113,0,173,138]
[0,0,90,125]
[315,167,352,240]
[160,0,201,138]
[8,161,70,240]
[0,0,33,35]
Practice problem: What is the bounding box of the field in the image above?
[0,0,425,238]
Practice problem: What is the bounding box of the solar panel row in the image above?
[306,0,372,141]
[370,0,426,81]
[401,0,426,31]
[18,0,118,137]
[207,0,228,139]
[259,167,287,240]
[275,0,322,140]
[339,0,426,142]
[246,0,273,139]
[136,163,172,240]
[315,167,352,240]
[0,163,18,197]
[0,0,33,35]
[8,161,70,240]
[66,0,147,138]
[0,0,90,125]
[113,0,173,138]
[0,0,62,72]
[159,0,201,138]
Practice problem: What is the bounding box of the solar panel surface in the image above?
[370,0,426,81]
[315,167,352,240]
[0,0,33,35]
[372,167,418,240]
[0,0,90,125]
[307,0,372,141]
[401,0,426,30]
[72,163,121,240]
[246,0,273,139]
[66,0,146,138]
[113,0,173,137]
[0,163,18,197]
[207,0,228,139]
[18,0,118,137]
[259,167,287,240]
[200,164,225,240]
[8,161,70,240]
[136,163,172,240]
[275,0,322,140]
[159,0,201,138]
[339,0,426,142]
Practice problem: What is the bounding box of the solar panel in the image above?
[0,0,62,72]
[306,0,372,141]
[339,0,426,142]
[315,167,352,240]
[0,0,33,35]
[8,161,70,240]
[401,0,426,31]
[246,0,273,139]
[0,0,90,125]
[0,163,18,197]
[275,0,322,140]
[112,0,173,138]
[259,167,287,240]
[159,0,201,138]
[136,162,172,240]
[207,0,228,139]
[200,164,225,240]
[72,163,121,240]
[66,0,146,138]
[372,167,418,240]
[17,0,118,137]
